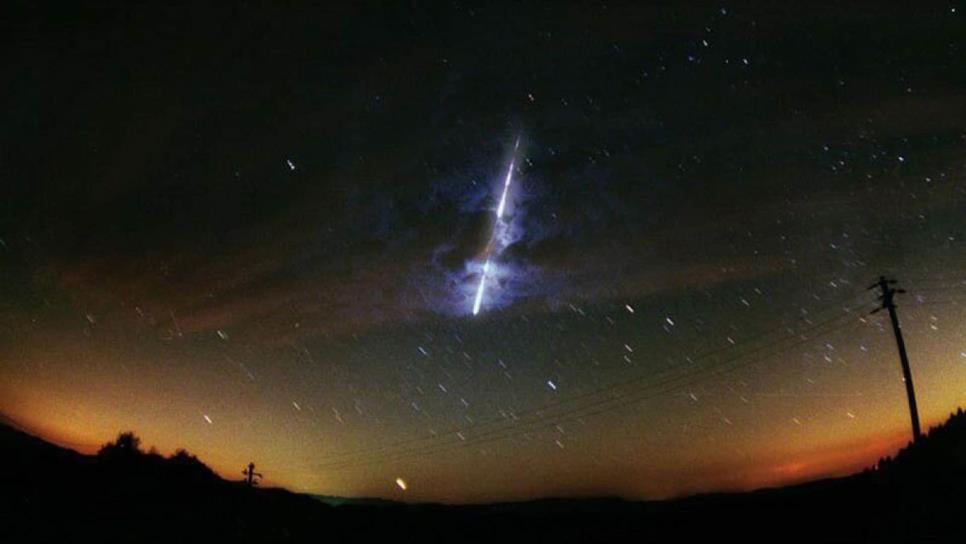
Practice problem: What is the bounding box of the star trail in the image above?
[1,3,965,504]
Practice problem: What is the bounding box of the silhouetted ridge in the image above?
[875,408,966,477]
[92,431,220,485]
[2,429,330,542]
[3,415,966,543]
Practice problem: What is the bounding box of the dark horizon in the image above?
[6,406,966,544]
[3,407,954,505]
[2,2,965,503]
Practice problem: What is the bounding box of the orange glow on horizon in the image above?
[6,392,955,503]
[3,299,964,504]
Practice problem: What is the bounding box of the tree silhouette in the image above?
[97,431,142,457]
[170,448,198,464]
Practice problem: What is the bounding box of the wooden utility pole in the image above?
[870,276,922,442]
[243,462,263,487]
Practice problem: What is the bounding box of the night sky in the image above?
[2,2,966,503]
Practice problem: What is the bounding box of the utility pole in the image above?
[242,462,263,487]
[870,276,922,442]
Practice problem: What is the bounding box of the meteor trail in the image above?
[472,136,521,316]
[472,259,490,315]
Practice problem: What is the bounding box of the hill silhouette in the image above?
[3,410,966,543]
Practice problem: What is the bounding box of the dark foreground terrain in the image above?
[2,411,965,543]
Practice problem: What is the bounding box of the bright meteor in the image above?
[471,259,490,315]
[472,136,521,316]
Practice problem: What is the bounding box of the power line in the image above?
[308,278,956,474]
[316,313,870,472]
[310,290,870,465]
[313,303,872,471]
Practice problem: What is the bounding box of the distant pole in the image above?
[870,276,922,442]
[243,462,263,487]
